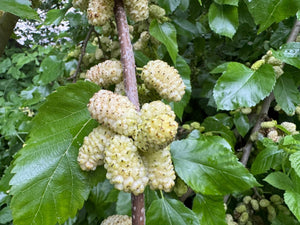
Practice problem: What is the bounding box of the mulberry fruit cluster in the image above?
[104,135,148,195]
[141,60,186,102]
[141,145,176,192]
[133,101,178,151]
[88,90,140,136]
[77,126,114,171]
[124,0,149,22]
[101,215,132,225]
[87,0,114,26]
[86,60,123,87]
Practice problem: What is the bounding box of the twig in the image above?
[240,19,300,166]
[69,26,94,83]
[114,0,144,225]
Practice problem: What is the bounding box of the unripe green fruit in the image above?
[250,199,259,211]
[251,59,265,70]
[88,90,140,136]
[235,204,247,213]
[238,212,249,224]
[243,196,252,204]
[101,215,132,225]
[104,135,148,195]
[270,194,282,204]
[259,199,270,208]
[149,4,166,19]
[261,120,277,128]
[174,177,188,197]
[87,0,114,26]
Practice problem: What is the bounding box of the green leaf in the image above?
[146,198,200,225]
[297,10,300,19]
[171,131,259,195]
[10,81,101,225]
[157,0,180,13]
[274,74,300,116]
[202,117,236,148]
[214,0,239,6]
[134,51,150,67]
[208,3,239,38]
[0,0,39,20]
[264,172,294,191]
[290,151,300,179]
[272,43,300,69]
[233,111,250,137]
[116,192,131,216]
[251,146,285,175]
[244,0,300,33]
[169,56,191,120]
[213,62,276,110]
[44,9,66,26]
[38,55,64,85]
[192,194,226,225]
[0,206,12,224]
[284,171,300,221]
[149,20,178,64]
[210,62,230,74]
[0,58,12,73]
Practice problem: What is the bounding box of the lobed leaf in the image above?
[213,62,276,110]
[171,131,259,195]
[10,81,100,225]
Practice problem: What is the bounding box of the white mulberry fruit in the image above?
[77,126,115,171]
[101,215,132,225]
[124,0,149,22]
[87,0,114,26]
[141,145,176,192]
[104,135,148,195]
[133,101,178,151]
[141,60,185,102]
[88,90,140,136]
[86,60,123,87]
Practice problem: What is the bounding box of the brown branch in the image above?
[114,0,140,110]
[240,19,300,167]
[114,0,144,225]
[69,26,94,83]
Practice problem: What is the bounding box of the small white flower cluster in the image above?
[141,60,186,102]
[101,215,132,225]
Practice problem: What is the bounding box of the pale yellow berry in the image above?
[101,215,132,225]
[86,60,123,87]
[124,0,149,22]
[88,90,140,136]
[141,145,176,192]
[251,59,265,70]
[87,0,114,26]
[243,196,252,204]
[261,120,277,128]
[114,81,126,95]
[133,31,150,51]
[95,48,104,60]
[281,122,298,134]
[72,0,89,11]
[267,130,280,142]
[141,60,185,102]
[250,199,259,211]
[273,66,284,78]
[104,135,148,195]
[235,204,247,213]
[267,56,282,66]
[133,101,178,151]
[77,126,115,171]
[149,4,166,19]
[259,199,270,208]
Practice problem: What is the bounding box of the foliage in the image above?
[0,0,300,224]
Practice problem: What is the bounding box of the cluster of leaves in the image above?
[0,0,300,225]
